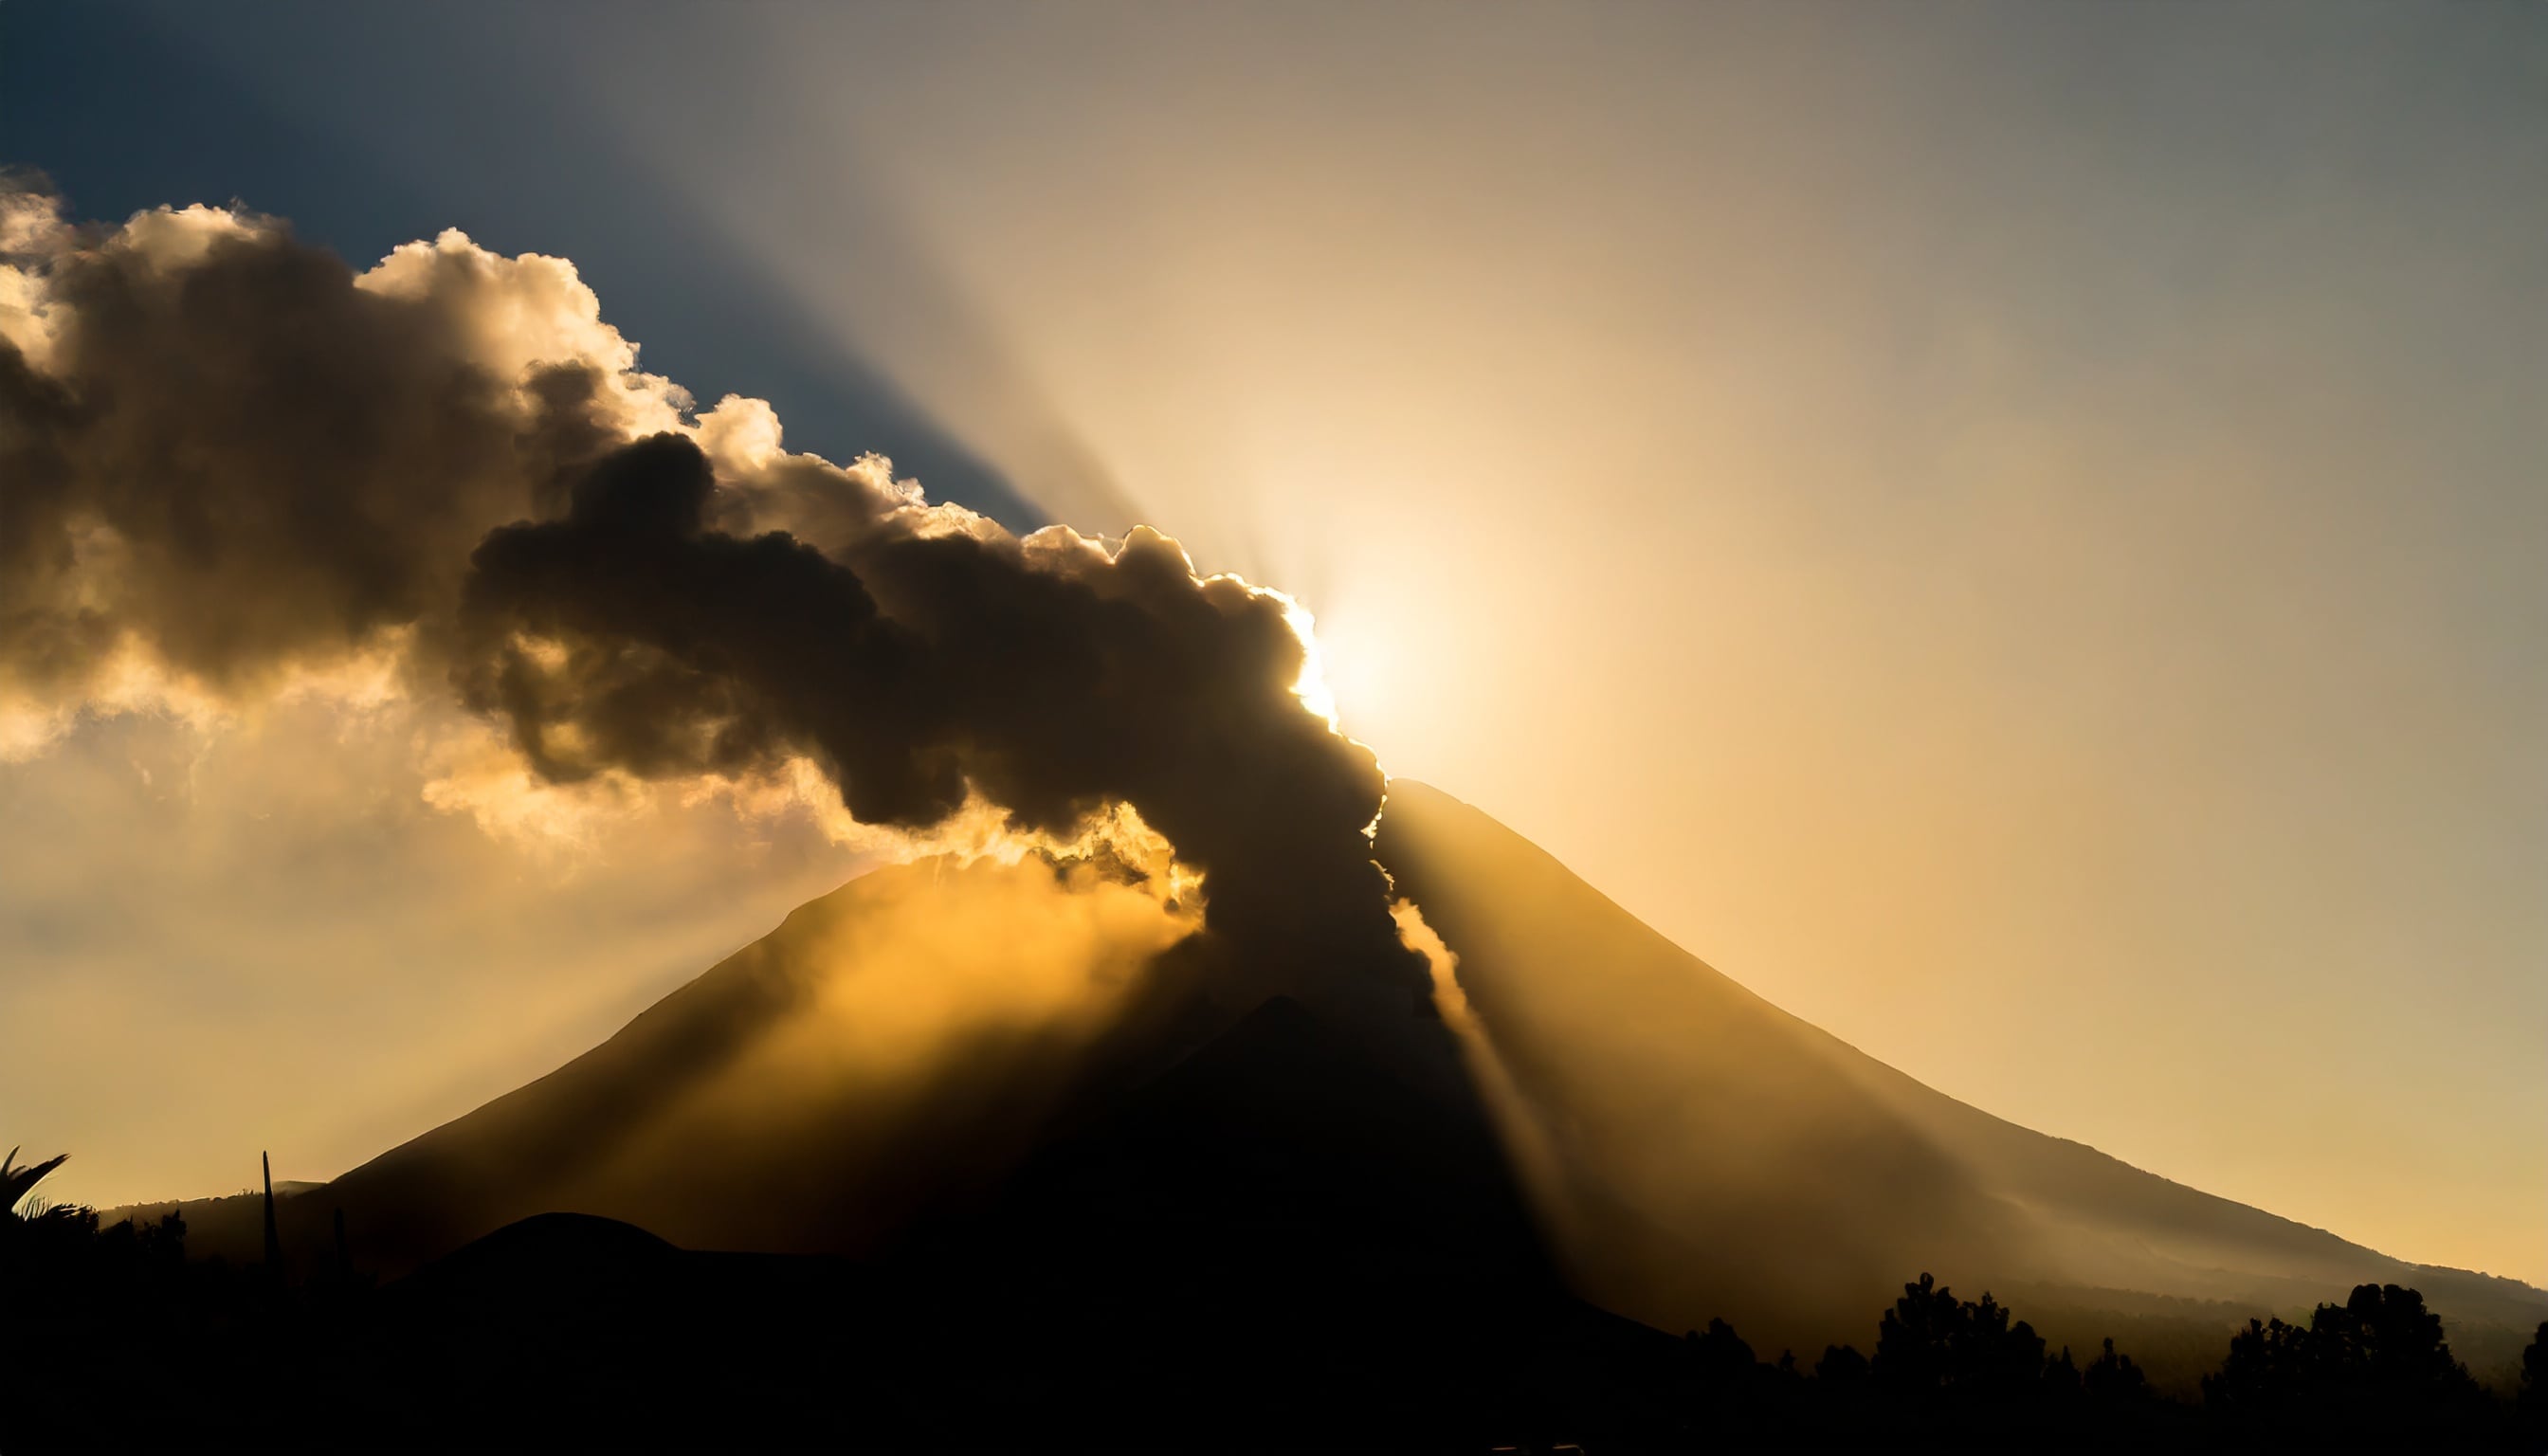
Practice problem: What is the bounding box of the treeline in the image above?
[1639,1270,2547,1449]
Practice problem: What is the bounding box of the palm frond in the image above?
[3,1147,71,1218]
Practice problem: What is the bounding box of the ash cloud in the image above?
[0,181,1421,1001]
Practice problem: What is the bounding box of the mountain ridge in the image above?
[108,779,2544,1390]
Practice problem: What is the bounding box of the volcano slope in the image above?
[126,781,2544,1401]
[125,846,1630,1445]
[1372,779,2548,1386]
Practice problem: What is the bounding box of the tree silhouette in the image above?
[2040,1342,2080,1397]
[2515,1320,2545,1430]
[1813,1343,1869,1385]
[2081,1336,2149,1408]
[2205,1283,2489,1437]
[1871,1272,2051,1402]
[1684,1316,1756,1377]
[2208,1314,2310,1411]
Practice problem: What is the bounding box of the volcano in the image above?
[118,780,2548,1429]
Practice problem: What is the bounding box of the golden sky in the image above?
[5,2,2541,1286]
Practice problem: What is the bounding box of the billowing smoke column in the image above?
[0,182,1424,1001]
[461,435,1408,983]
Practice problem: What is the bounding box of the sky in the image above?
[3,1,2542,1285]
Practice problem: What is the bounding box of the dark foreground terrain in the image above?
[8,991,2543,1450]
[9,1203,2543,1449]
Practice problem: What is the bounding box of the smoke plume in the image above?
[0,181,1422,1003]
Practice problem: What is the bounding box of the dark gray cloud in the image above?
[463,431,1413,995]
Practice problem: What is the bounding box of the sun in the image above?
[1256,587,1343,734]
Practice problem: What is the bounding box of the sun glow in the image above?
[1265,590,1342,733]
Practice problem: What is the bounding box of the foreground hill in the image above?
[119,780,2544,1392]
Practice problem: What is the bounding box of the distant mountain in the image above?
[115,780,2545,1393]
